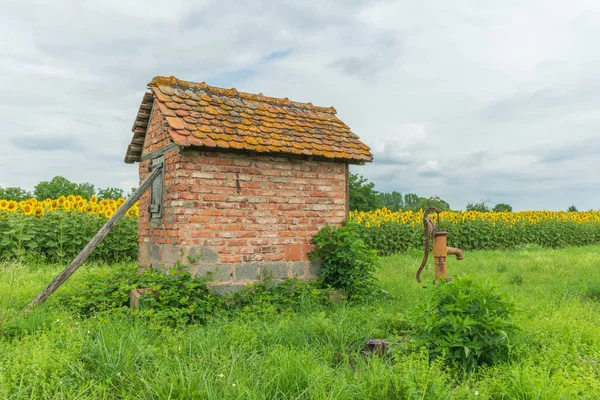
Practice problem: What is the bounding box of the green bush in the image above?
[308,223,380,298]
[64,264,224,325]
[411,276,518,371]
[227,278,329,317]
[62,264,331,326]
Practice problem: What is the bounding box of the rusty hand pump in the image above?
[416,207,464,284]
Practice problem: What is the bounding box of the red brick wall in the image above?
[169,150,347,263]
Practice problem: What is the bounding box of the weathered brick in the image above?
[283,244,312,261]
[263,253,284,261]
[190,215,210,223]
[220,255,242,263]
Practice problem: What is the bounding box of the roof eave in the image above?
[179,144,372,164]
[124,92,154,164]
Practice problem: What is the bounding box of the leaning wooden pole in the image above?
[22,163,163,313]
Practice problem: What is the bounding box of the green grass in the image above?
[2,245,600,399]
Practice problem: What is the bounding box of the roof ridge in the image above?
[148,76,337,114]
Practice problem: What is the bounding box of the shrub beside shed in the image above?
[124,76,373,291]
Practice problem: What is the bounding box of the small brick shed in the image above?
[124,76,373,292]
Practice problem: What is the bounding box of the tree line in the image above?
[0,173,580,212]
[0,176,133,202]
[349,173,517,212]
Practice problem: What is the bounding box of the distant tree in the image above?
[403,193,421,210]
[98,187,125,200]
[78,182,96,198]
[348,173,382,211]
[379,191,404,211]
[567,205,578,212]
[466,201,491,212]
[34,176,96,200]
[403,193,450,211]
[0,186,32,201]
[348,174,450,212]
[413,195,451,211]
[493,203,512,212]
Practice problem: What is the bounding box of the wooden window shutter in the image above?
[150,156,164,219]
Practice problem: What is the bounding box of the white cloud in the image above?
[0,0,598,210]
[417,160,443,177]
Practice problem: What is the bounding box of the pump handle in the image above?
[415,207,442,283]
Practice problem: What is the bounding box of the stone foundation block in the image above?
[261,262,290,279]
[194,264,232,282]
[308,260,322,277]
[161,245,184,264]
[235,263,259,281]
[292,261,309,277]
[148,243,160,261]
[187,246,219,264]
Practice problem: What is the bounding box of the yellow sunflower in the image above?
[90,195,98,203]
[67,195,76,203]
[33,206,45,217]
[0,199,8,210]
[7,201,17,212]
[105,210,114,218]
[23,204,33,215]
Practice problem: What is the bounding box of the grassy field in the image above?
[1,245,600,399]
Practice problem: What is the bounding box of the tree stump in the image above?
[362,339,390,357]
[325,289,346,304]
[129,288,155,308]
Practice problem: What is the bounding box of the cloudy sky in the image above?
[1,0,599,210]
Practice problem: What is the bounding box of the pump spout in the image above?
[447,247,463,260]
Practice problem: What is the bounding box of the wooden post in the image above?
[22,163,163,312]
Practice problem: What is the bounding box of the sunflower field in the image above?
[349,208,600,256]
[2,193,599,262]
[0,195,138,262]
